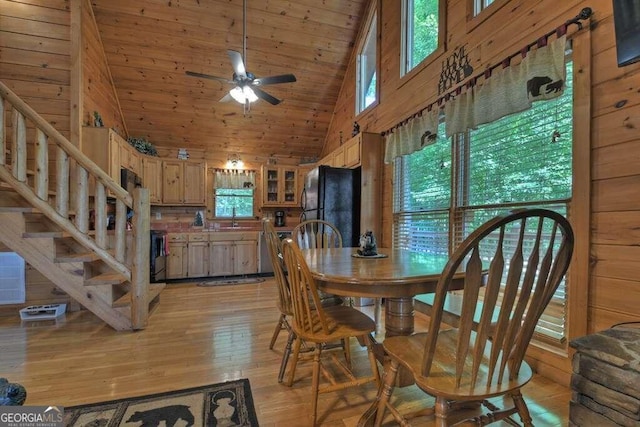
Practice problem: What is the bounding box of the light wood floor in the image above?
[0,279,571,426]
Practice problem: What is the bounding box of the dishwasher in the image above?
[259,230,292,274]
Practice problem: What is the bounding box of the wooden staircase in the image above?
[0,80,164,331]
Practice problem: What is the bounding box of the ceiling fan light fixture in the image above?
[229,86,258,104]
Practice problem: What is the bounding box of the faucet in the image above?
[232,206,238,228]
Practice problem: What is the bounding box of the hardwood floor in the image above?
[0,279,571,426]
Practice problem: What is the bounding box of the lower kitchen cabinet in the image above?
[209,234,258,277]
[187,234,209,278]
[233,240,258,275]
[209,242,234,276]
[167,234,188,279]
[167,232,258,279]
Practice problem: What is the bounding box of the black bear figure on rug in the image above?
[126,405,194,427]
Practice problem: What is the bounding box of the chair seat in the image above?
[383,330,534,401]
[294,305,376,344]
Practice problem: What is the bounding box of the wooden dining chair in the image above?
[263,219,346,384]
[292,220,344,309]
[263,218,296,382]
[359,208,574,426]
[293,219,383,325]
[282,238,381,426]
[292,219,343,249]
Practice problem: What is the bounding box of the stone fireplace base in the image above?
[569,326,640,426]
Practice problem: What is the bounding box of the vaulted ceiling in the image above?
[91,0,369,161]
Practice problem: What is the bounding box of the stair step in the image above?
[112,283,166,308]
[84,272,127,286]
[23,230,70,238]
[54,251,103,263]
[0,206,36,213]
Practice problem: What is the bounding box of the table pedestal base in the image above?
[384,297,414,337]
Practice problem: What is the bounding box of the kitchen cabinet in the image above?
[208,232,258,277]
[81,127,122,195]
[209,241,234,276]
[261,166,299,207]
[344,136,361,167]
[142,157,162,204]
[332,145,346,167]
[167,231,258,279]
[187,233,209,278]
[120,142,141,176]
[167,233,188,279]
[162,160,207,205]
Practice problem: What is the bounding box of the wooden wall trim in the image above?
[567,23,591,343]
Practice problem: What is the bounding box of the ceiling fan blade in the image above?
[185,71,233,84]
[252,74,297,86]
[219,93,233,103]
[227,50,247,78]
[252,87,281,105]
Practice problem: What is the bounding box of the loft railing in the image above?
[0,80,150,328]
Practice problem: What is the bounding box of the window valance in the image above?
[384,34,567,163]
[214,169,256,189]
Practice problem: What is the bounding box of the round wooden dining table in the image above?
[301,247,463,337]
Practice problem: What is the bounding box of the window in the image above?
[214,170,255,218]
[394,60,574,344]
[356,8,378,114]
[401,0,442,76]
[214,188,253,218]
[473,0,495,16]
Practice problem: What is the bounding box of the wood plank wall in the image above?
[81,0,126,135]
[0,0,71,136]
[324,0,640,380]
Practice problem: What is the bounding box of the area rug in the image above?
[63,378,258,426]
[198,277,265,287]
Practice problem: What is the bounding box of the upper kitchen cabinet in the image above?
[142,157,162,204]
[81,127,122,196]
[261,166,299,207]
[162,160,207,206]
[119,142,141,176]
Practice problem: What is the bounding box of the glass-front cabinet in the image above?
[261,166,299,207]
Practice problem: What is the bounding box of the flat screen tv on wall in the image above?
[613,0,640,67]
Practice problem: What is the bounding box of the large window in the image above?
[394,61,574,343]
[214,188,253,218]
[401,0,442,76]
[213,170,255,218]
[356,8,378,114]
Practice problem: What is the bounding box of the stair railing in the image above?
[0,80,150,329]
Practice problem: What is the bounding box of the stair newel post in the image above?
[115,199,127,263]
[95,183,107,249]
[11,109,27,182]
[35,129,49,200]
[56,147,69,218]
[75,165,89,233]
[131,187,150,329]
[0,95,5,166]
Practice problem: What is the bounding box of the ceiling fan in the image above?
[185,0,296,108]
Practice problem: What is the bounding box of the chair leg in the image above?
[311,346,322,426]
[512,390,533,427]
[269,313,286,350]
[365,335,381,387]
[374,359,400,427]
[342,337,351,369]
[278,329,296,383]
[286,336,303,387]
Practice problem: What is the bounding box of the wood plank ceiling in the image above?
[91,0,368,161]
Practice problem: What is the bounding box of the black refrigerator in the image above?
[300,165,361,247]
